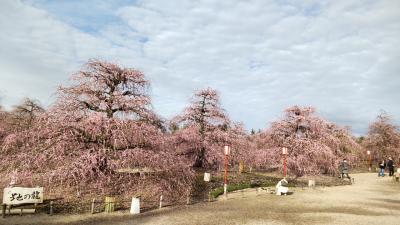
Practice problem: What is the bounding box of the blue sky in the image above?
[1,0,400,135]
[27,0,137,33]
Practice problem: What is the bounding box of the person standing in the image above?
[387,157,394,176]
[378,159,386,177]
[339,159,351,180]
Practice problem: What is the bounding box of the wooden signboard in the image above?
[2,187,44,205]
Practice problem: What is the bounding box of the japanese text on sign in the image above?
[2,187,44,205]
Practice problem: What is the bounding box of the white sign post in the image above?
[2,187,44,205]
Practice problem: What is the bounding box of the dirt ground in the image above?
[2,173,400,225]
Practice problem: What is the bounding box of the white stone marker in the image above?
[130,197,140,215]
[308,180,316,188]
[204,172,211,182]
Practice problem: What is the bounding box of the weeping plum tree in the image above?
[58,60,154,120]
[226,122,255,170]
[1,59,193,200]
[9,98,44,130]
[0,106,11,146]
[172,88,229,168]
[50,59,161,174]
[0,99,43,147]
[255,106,362,176]
[364,112,400,163]
[171,88,248,168]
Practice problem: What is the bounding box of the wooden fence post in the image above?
[91,199,95,214]
[208,191,212,202]
[49,201,53,216]
[2,204,6,218]
[186,195,191,205]
[239,161,244,174]
[105,197,115,213]
[159,195,163,209]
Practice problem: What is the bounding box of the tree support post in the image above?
[2,204,6,218]
[186,195,191,205]
[159,195,163,209]
[49,201,53,216]
[91,199,95,214]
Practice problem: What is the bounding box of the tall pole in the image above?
[369,154,372,171]
[282,147,288,178]
[223,146,230,198]
[367,151,371,172]
[224,153,228,196]
[283,154,287,177]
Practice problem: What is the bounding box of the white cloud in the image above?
[1,0,399,135]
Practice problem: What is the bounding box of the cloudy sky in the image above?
[0,0,399,135]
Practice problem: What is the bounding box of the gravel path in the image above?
[2,173,400,225]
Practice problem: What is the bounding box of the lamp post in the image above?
[223,145,231,198]
[282,147,288,178]
[367,150,371,172]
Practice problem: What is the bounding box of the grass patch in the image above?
[210,179,297,199]
[211,184,250,198]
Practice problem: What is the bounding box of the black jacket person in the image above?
[387,157,394,176]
